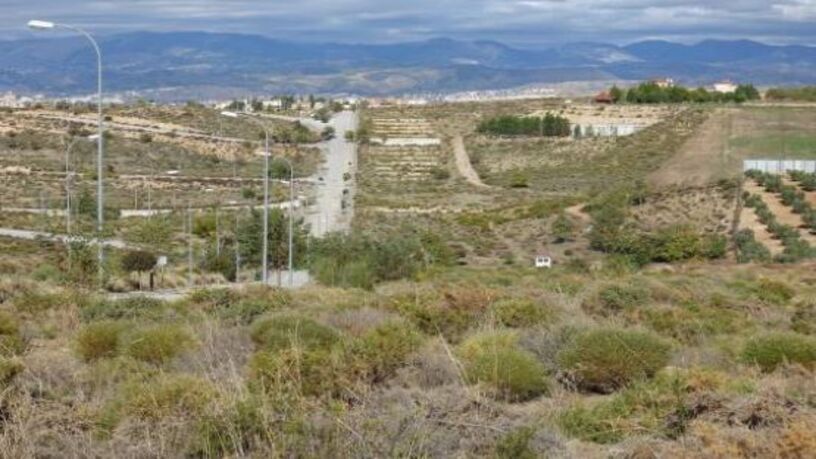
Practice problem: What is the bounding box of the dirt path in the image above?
[738,206,785,256]
[745,181,816,245]
[649,109,733,188]
[452,136,490,188]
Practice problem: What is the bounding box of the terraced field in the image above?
[361,112,449,187]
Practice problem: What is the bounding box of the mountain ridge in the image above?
[2,32,815,98]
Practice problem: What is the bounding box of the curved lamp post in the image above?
[30,20,105,282]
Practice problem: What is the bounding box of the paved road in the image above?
[452,135,490,188]
[307,110,358,237]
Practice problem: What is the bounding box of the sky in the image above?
[1,0,816,46]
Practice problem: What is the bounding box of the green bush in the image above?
[741,333,816,372]
[125,324,194,365]
[76,321,127,362]
[491,298,552,328]
[557,328,671,393]
[393,290,491,342]
[0,312,25,357]
[250,315,340,352]
[754,278,796,305]
[791,302,816,335]
[495,427,537,459]
[80,296,168,322]
[458,331,550,402]
[14,291,63,313]
[590,283,650,316]
[249,347,347,397]
[349,322,422,383]
[188,288,241,310]
[734,229,772,263]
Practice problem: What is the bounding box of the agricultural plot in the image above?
[652,106,816,187]
[740,170,816,262]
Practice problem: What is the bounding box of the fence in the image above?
[743,159,816,174]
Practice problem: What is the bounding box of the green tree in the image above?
[121,250,158,290]
[552,212,576,243]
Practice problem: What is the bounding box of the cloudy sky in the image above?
[1,0,816,46]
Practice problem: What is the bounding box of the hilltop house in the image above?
[594,91,614,104]
[713,80,738,94]
[650,78,675,88]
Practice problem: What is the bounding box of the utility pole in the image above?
[187,206,193,287]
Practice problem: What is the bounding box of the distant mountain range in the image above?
[2,32,816,99]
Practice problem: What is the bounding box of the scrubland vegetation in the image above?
[2,96,816,457]
[0,260,815,456]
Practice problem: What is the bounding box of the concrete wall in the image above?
[743,160,816,174]
[572,123,644,138]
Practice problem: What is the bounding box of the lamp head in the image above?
[28,20,55,30]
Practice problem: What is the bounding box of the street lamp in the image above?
[30,19,105,283]
[272,157,296,287]
[221,111,271,285]
[64,134,100,233]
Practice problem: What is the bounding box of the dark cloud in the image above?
[1,0,815,45]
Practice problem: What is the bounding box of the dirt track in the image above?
[452,135,489,188]
[649,109,731,188]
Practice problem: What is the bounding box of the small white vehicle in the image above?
[535,255,553,269]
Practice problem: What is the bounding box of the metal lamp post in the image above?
[272,157,296,287]
[30,20,105,282]
[64,134,100,234]
[221,111,271,284]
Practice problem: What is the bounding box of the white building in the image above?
[0,92,27,108]
[713,81,738,94]
[573,123,643,138]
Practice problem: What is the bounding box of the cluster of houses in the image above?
[0,92,42,108]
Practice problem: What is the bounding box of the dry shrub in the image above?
[125,324,195,365]
[117,374,216,421]
[322,307,398,337]
[76,321,127,362]
[458,331,550,402]
[0,357,23,386]
[392,285,498,341]
[398,338,462,388]
[776,418,816,458]
[491,298,554,328]
[348,321,422,383]
[557,328,671,393]
[249,346,348,397]
[250,315,341,352]
[0,311,25,356]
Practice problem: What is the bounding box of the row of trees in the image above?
[476,114,572,137]
[765,87,816,102]
[609,83,760,104]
